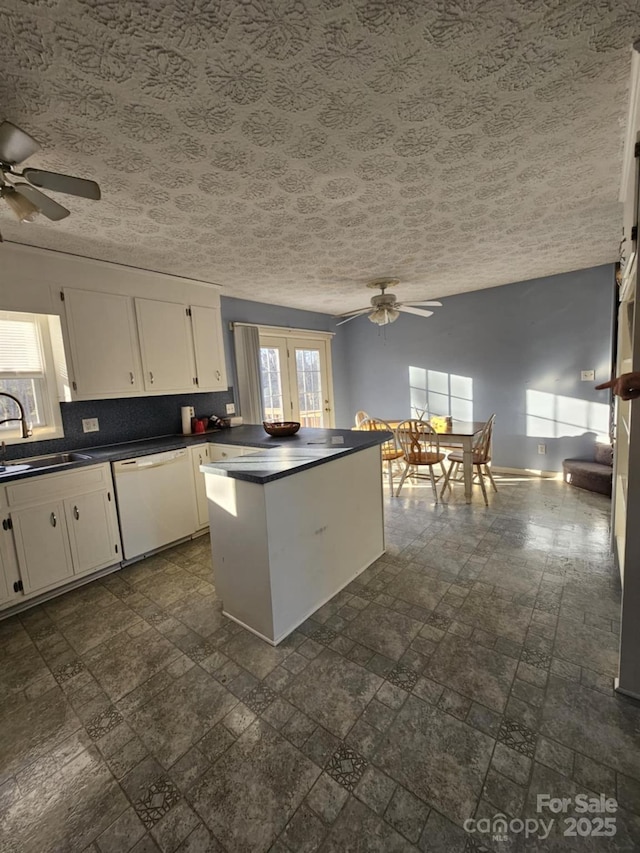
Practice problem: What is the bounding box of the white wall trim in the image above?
[619,42,640,203]
[231,322,335,340]
[3,241,224,291]
[491,466,563,479]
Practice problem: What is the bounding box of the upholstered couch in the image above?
[562,442,613,497]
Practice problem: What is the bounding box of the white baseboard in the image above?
[614,678,640,702]
[491,466,562,479]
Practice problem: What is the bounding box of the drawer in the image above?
[208,444,253,462]
[6,464,111,507]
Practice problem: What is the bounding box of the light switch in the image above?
[581,370,595,381]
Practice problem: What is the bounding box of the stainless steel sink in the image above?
[0,452,92,474]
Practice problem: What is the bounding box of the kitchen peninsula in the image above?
[200,427,389,645]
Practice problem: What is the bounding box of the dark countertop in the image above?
[200,427,389,484]
[0,426,389,485]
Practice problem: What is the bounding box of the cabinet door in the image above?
[190,305,228,391]
[64,288,142,396]
[0,519,20,607]
[64,491,119,574]
[0,544,12,606]
[190,444,210,529]
[135,298,195,393]
[11,501,73,593]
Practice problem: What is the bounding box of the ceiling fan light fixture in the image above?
[2,186,39,222]
[369,306,400,325]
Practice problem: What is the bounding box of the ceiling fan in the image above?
[0,120,101,234]
[335,278,443,326]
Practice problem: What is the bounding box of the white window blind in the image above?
[0,314,45,376]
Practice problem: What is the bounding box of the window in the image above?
[0,311,65,443]
[409,367,474,421]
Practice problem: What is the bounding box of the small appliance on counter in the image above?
[209,415,231,430]
[181,413,233,436]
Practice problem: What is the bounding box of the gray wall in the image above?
[220,296,350,427]
[339,265,616,472]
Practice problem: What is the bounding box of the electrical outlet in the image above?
[581,370,595,381]
[82,418,99,433]
[537,444,546,455]
[226,403,236,415]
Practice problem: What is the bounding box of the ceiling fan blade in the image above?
[14,183,70,221]
[0,121,41,165]
[336,307,369,319]
[398,306,434,318]
[401,301,443,308]
[335,312,368,326]
[22,168,101,200]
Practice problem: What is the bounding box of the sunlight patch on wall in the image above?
[526,390,609,440]
[409,367,473,420]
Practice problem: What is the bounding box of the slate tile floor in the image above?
[1,477,640,851]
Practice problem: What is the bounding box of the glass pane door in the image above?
[260,341,287,421]
[294,348,323,427]
[259,334,334,428]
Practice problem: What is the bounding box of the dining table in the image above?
[387,419,487,504]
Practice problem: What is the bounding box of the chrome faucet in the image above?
[0,392,32,438]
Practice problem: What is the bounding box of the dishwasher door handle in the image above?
[137,458,181,469]
[114,451,187,472]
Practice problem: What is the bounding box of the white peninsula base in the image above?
[203,445,385,645]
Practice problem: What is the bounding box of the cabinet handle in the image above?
[73,505,80,520]
[50,512,57,527]
[216,370,221,380]
[129,371,135,385]
[149,371,154,384]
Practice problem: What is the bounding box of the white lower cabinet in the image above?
[3,464,121,601]
[11,501,74,593]
[0,490,20,606]
[64,491,120,574]
[191,444,211,530]
[190,443,261,531]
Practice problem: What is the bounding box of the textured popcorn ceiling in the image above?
[0,0,637,314]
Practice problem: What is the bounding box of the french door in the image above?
[260,334,334,427]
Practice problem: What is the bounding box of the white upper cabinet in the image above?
[64,288,142,397]
[190,305,228,391]
[135,298,196,393]
[62,286,227,400]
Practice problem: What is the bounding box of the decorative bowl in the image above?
[263,421,301,437]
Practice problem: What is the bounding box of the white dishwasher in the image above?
[112,448,198,560]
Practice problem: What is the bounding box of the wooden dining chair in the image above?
[354,410,369,427]
[394,419,447,503]
[357,417,404,494]
[441,414,497,505]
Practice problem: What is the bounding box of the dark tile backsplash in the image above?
[6,389,235,460]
